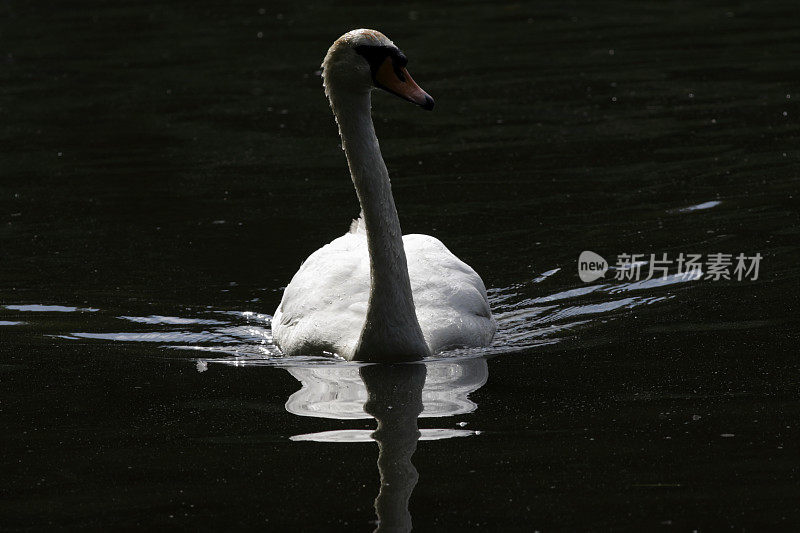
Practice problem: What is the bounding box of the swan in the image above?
[272,29,495,362]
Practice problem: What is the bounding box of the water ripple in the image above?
[669,200,722,213]
[2,263,701,366]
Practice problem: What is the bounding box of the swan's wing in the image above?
[348,213,366,235]
[272,233,370,357]
[403,234,496,352]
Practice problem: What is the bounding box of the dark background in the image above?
[1,1,799,530]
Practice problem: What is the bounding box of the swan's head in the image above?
[322,29,434,110]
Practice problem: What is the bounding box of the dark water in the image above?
[2,1,799,530]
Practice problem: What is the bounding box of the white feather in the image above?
[273,224,495,358]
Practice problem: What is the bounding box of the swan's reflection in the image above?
[285,357,488,532]
[286,357,488,422]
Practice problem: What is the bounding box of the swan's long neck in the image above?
[328,88,429,361]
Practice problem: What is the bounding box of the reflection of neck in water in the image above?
[361,364,426,533]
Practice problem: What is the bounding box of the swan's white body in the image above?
[273,222,494,359]
[273,29,495,361]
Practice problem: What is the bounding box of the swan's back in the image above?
[272,229,495,358]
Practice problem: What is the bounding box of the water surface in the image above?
[1,0,799,530]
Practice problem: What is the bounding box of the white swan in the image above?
[273,29,495,362]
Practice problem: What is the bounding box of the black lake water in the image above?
[2,1,799,530]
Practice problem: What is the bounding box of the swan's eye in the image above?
[393,51,408,68]
[354,45,407,82]
[392,52,408,82]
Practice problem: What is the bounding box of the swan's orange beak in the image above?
[374,56,435,110]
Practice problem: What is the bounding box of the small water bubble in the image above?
[786,94,791,99]
[692,414,701,421]
[688,92,695,98]
[608,49,615,55]
[710,118,717,124]
[782,111,788,117]
[611,96,617,102]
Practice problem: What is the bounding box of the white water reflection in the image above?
[285,357,487,420]
[608,270,703,293]
[291,428,477,442]
[3,304,99,313]
[670,200,722,213]
[119,315,227,325]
